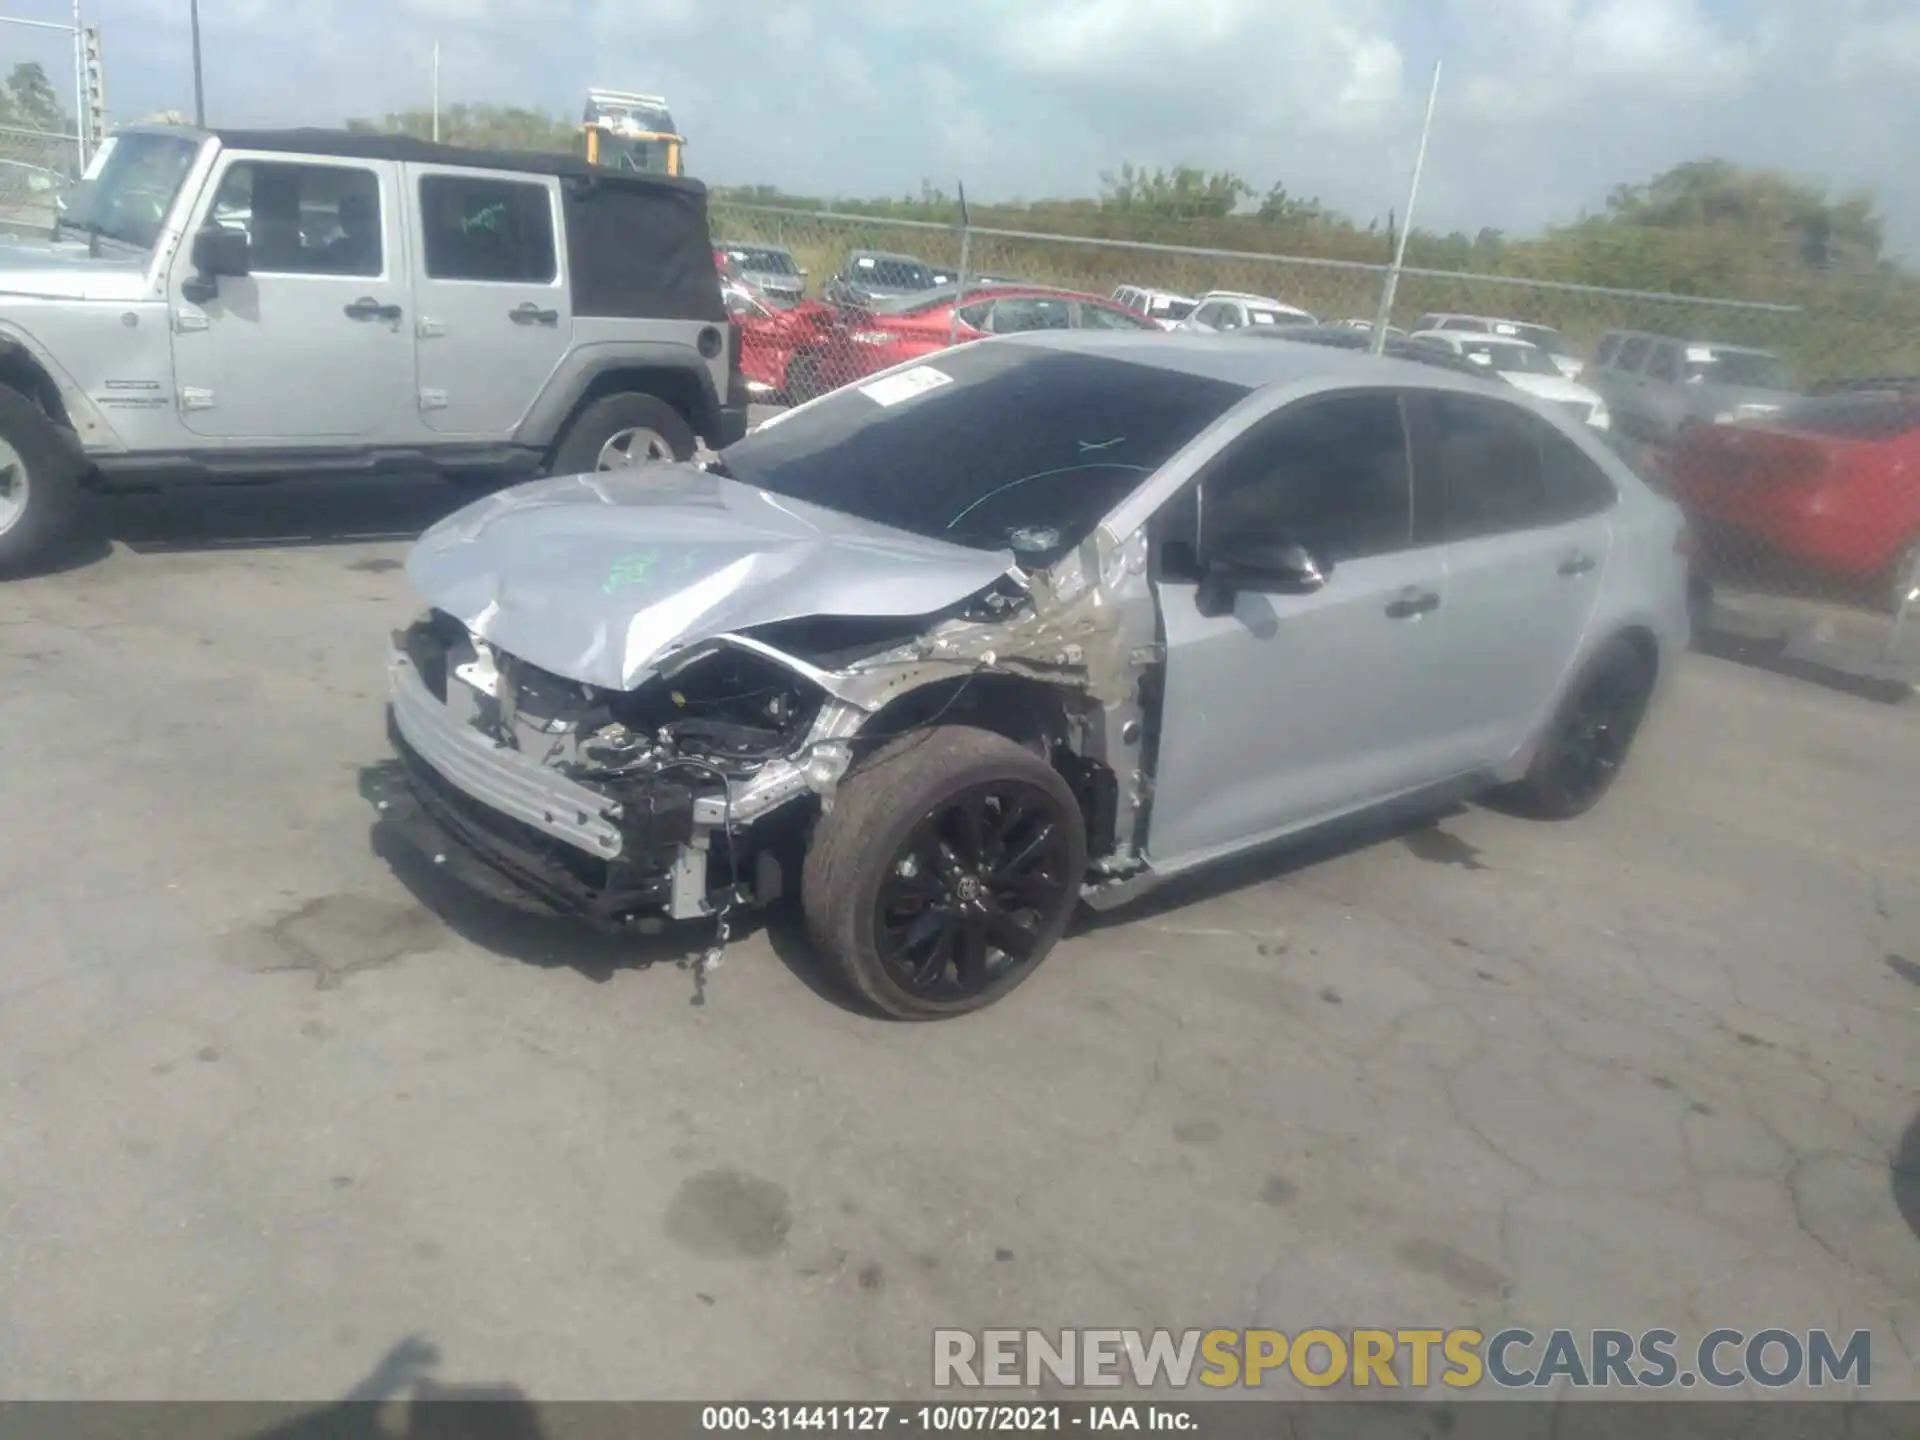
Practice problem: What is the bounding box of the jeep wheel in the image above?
[802,726,1087,1021]
[550,393,697,476]
[0,384,84,579]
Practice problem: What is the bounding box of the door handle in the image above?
[1385,589,1441,620]
[344,297,402,322]
[510,302,559,326]
[1558,552,1598,577]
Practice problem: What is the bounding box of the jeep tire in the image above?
[550,392,697,475]
[0,384,85,580]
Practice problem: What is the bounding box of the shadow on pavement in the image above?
[1076,794,1470,936]
[245,1334,546,1440]
[85,476,476,559]
[1692,606,1914,705]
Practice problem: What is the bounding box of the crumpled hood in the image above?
[406,466,1017,691]
[0,238,150,301]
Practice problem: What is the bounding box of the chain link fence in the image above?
[0,121,76,235]
[711,200,1919,674]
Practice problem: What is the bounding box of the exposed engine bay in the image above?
[381,548,1145,941]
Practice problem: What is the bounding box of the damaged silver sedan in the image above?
[371,333,1693,1018]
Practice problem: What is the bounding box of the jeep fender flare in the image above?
[0,322,119,456]
[516,343,721,452]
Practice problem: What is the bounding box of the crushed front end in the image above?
[372,609,861,930]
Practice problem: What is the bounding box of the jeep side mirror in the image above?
[1195,534,1331,617]
[192,225,251,279]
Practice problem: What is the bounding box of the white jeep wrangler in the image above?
[0,124,746,575]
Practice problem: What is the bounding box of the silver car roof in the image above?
[992,328,1518,398]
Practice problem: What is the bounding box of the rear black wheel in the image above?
[1497,637,1655,820]
[803,726,1086,1020]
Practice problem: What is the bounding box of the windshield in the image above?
[1685,348,1792,390]
[719,345,1249,565]
[58,131,201,252]
[728,246,797,276]
[1148,297,1196,321]
[849,256,934,290]
[1247,308,1311,328]
[598,135,675,174]
[1460,339,1562,376]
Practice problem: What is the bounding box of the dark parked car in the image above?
[820,249,937,309]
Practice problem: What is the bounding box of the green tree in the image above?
[345,103,576,154]
[1601,157,1884,270]
[0,62,70,133]
[1098,162,1252,219]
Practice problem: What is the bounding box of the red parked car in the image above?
[784,285,1160,401]
[721,279,840,401]
[1665,385,1920,610]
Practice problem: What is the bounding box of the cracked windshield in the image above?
[0,1,1912,1434]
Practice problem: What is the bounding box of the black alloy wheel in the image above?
[872,780,1078,1005]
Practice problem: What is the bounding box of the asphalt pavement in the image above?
[0,476,1915,1402]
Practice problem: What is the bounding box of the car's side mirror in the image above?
[184,225,250,303]
[1195,534,1331,617]
[193,224,251,278]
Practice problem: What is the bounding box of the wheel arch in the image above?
[518,345,721,453]
[853,673,1119,858]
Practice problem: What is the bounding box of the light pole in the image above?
[189,0,204,126]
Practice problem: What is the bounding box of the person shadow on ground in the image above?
[248,1335,546,1440]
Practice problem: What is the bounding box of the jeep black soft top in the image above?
[208,128,728,324]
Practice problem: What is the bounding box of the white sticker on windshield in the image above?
[860,366,953,407]
[1251,311,1276,325]
[1494,322,1518,335]
[1685,345,1716,363]
[857,256,876,268]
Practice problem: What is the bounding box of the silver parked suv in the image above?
[371,332,1693,1019]
[0,125,747,576]
[1582,329,1797,444]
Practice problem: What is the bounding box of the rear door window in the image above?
[419,174,557,282]
[988,296,1073,333]
[1617,336,1653,372]
[1419,394,1615,541]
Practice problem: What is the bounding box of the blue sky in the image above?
[16,1,1920,253]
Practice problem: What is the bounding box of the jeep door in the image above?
[168,152,413,439]
[404,165,572,437]
[1144,390,1455,865]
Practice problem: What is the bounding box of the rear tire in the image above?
[0,384,85,580]
[802,726,1087,1021]
[549,392,697,475]
[1496,636,1655,820]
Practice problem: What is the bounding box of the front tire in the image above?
[549,392,697,476]
[1497,637,1655,820]
[0,384,85,579]
[802,726,1088,1020]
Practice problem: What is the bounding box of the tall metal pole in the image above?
[1370,61,1442,354]
[431,41,440,142]
[946,181,970,348]
[189,0,205,126]
[69,0,85,165]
